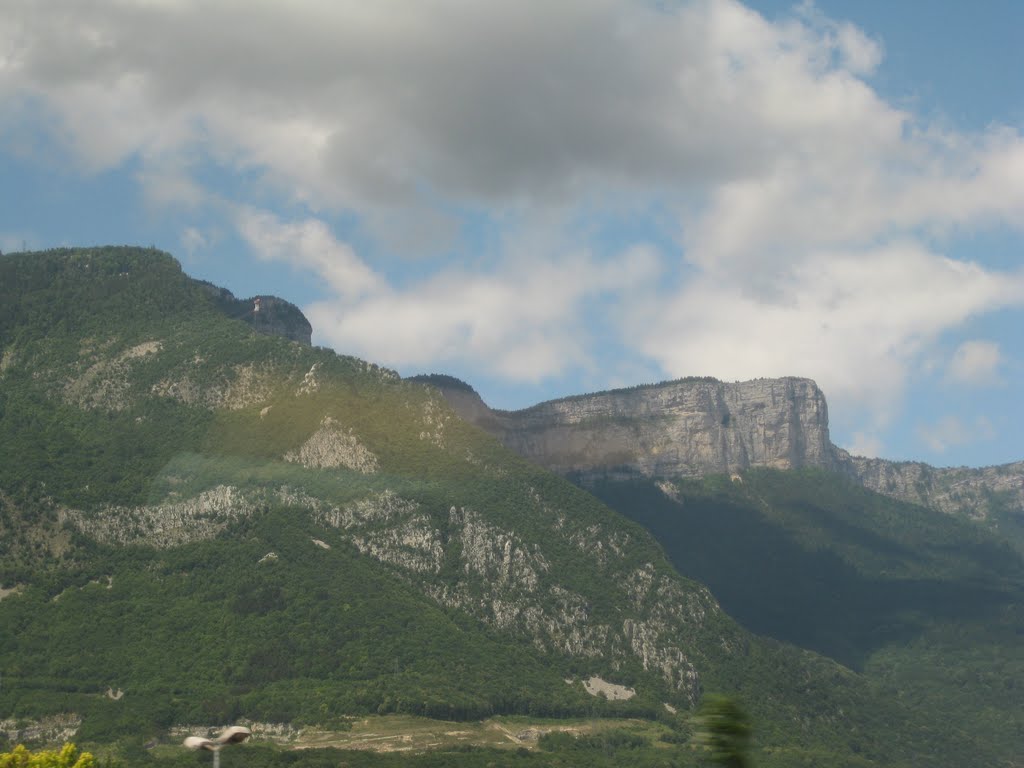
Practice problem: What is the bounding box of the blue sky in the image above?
[2,0,1023,468]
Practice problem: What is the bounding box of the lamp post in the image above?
[183,726,251,768]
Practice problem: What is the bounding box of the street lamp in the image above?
[183,726,251,768]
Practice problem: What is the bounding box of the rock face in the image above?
[297,488,711,700]
[423,376,1024,522]
[835,452,1024,522]
[434,377,835,481]
[199,282,313,346]
[246,295,313,346]
[283,416,380,473]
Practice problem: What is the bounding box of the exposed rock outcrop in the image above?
[152,362,275,411]
[430,376,835,481]
[284,416,379,473]
[63,340,163,411]
[420,375,1024,522]
[295,486,711,699]
[0,713,81,744]
[60,485,258,548]
[199,282,313,346]
[246,295,313,346]
[835,452,1024,522]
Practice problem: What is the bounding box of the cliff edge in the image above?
[420,375,1024,523]
[199,283,313,346]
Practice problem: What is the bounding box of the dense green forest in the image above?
[0,248,1019,767]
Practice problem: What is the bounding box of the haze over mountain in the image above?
[2,247,1023,767]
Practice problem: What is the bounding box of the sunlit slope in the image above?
[0,247,998,766]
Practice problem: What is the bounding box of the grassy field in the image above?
[156,715,676,756]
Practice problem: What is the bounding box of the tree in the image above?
[694,695,753,768]
[0,744,96,768]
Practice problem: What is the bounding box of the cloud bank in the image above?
[3,0,1023,441]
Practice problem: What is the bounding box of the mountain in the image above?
[0,247,1018,767]
[416,375,1024,763]
[419,374,1024,534]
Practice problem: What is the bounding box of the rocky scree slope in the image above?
[415,375,1024,525]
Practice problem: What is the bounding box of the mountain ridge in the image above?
[420,374,1024,527]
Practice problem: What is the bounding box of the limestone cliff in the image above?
[421,375,1024,522]
[835,452,1024,522]
[424,376,834,479]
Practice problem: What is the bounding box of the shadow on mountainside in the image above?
[588,475,1022,671]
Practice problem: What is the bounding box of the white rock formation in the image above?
[60,485,255,548]
[583,676,635,701]
[284,417,379,473]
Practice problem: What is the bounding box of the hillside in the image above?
[589,469,1024,763]
[0,247,1014,767]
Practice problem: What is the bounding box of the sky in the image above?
[1,0,1023,468]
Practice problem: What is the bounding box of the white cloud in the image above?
[238,208,662,381]
[0,0,956,211]
[179,226,207,257]
[947,340,1003,386]
[5,0,1022,244]
[2,0,1024,420]
[790,1,883,76]
[917,415,996,455]
[845,431,884,459]
[235,208,382,300]
[306,247,661,381]
[634,243,1024,421]
[138,167,207,210]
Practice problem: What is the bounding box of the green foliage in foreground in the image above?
[0,744,95,768]
[693,696,752,768]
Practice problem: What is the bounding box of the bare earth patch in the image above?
[286,715,662,753]
[583,676,636,701]
[0,714,82,744]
